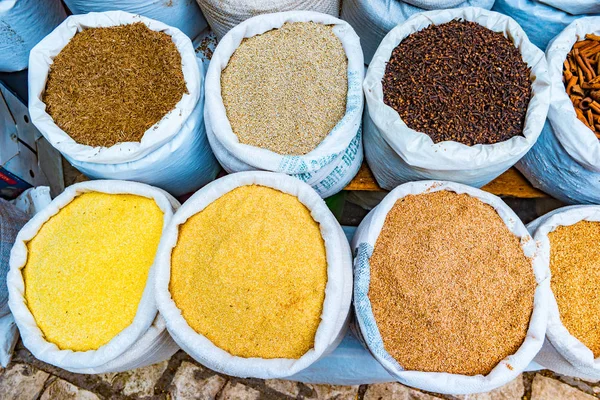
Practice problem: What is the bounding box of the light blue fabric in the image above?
[517,121,600,205]
[341,0,495,64]
[0,0,67,72]
[63,0,207,40]
[492,0,597,50]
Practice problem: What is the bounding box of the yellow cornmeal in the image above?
[23,192,164,352]
[170,185,327,359]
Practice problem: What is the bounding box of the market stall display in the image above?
[7,181,180,373]
[0,0,67,72]
[492,0,598,50]
[155,172,353,379]
[363,7,550,190]
[518,17,600,204]
[62,0,208,40]
[528,206,600,381]
[352,180,550,394]
[196,0,340,39]
[205,11,364,198]
[341,0,494,64]
[28,11,219,197]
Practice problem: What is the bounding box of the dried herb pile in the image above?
[563,34,600,135]
[43,23,187,148]
[382,20,532,146]
[369,191,536,376]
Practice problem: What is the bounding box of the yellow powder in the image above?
[23,192,164,351]
[170,185,327,359]
[549,221,600,357]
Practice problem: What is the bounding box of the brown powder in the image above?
[369,191,536,376]
[548,221,600,357]
[43,23,187,147]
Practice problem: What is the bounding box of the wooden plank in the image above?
[344,163,548,198]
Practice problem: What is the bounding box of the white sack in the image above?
[0,0,66,72]
[491,0,595,51]
[528,206,600,381]
[8,180,180,373]
[155,171,353,379]
[351,180,550,395]
[543,17,600,173]
[341,0,495,64]
[363,7,550,190]
[28,11,219,196]
[205,11,364,199]
[196,0,340,39]
[538,0,600,15]
[517,17,600,205]
[62,0,208,40]
[0,187,52,368]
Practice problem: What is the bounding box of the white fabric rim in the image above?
[7,180,178,370]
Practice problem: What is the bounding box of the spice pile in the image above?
[221,22,348,155]
[548,221,600,357]
[382,20,532,146]
[563,34,600,135]
[43,23,187,147]
[170,185,327,359]
[368,191,536,375]
[23,192,164,351]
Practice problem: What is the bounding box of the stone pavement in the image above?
[0,341,598,400]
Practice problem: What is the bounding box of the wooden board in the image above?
[344,163,548,198]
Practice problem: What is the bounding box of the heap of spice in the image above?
[548,221,600,357]
[221,22,348,155]
[170,185,327,359]
[563,34,600,135]
[382,20,532,146]
[43,23,187,147]
[369,191,536,375]
[23,192,164,351]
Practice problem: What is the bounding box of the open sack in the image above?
[7,181,180,374]
[204,11,364,199]
[155,171,353,379]
[528,206,600,381]
[351,180,550,395]
[517,17,600,205]
[28,11,219,197]
[341,0,494,64]
[0,0,66,72]
[492,0,598,50]
[363,7,550,190]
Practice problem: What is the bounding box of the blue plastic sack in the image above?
[341,0,495,64]
[492,0,597,51]
[517,122,600,204]
[0,0,66,72]
[517,17,600,205]
[63,0,207,40]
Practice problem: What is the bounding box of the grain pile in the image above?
[43,23,187,147]
[221,22,348,155]
[368,191,536,375]
[170,185,327,359]
[23,192,164,351]
[382,20,532,146]
[548,221,600,357]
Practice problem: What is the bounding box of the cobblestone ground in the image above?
[0,340,598,400]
